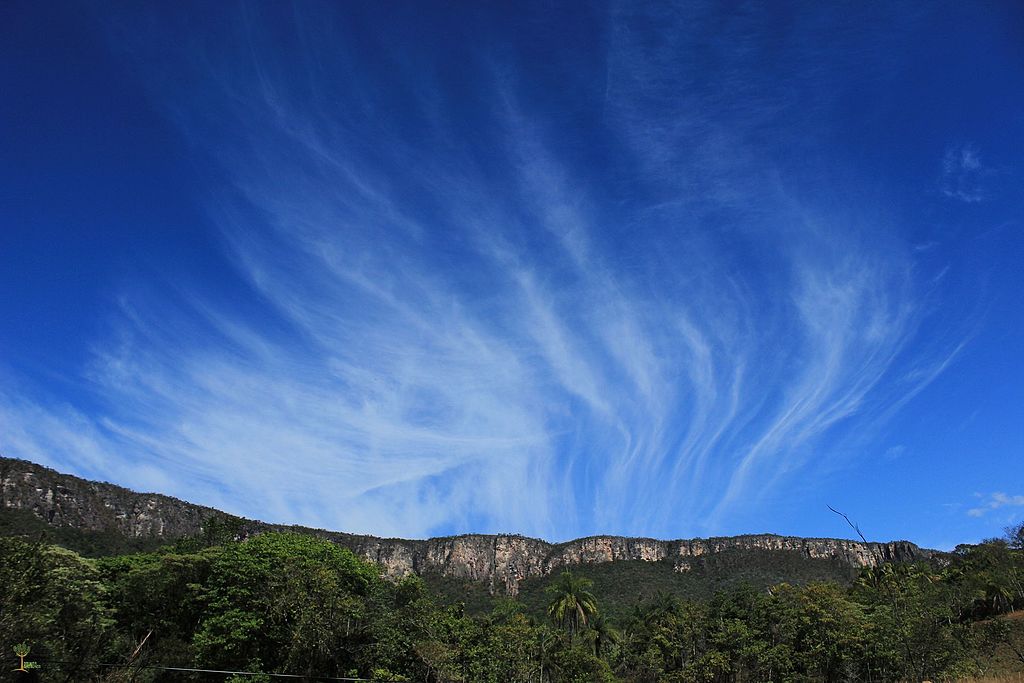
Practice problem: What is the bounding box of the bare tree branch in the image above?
[828,505,869,544]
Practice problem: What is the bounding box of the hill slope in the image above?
[1,456,933,596]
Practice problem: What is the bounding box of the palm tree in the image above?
[587,613,621,658]
[984,581,1014,614]
[546,570,598,636]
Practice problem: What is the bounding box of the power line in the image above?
[36,660,400,681]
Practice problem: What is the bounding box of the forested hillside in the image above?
[0,456,933,599]
[3,524,1023,682]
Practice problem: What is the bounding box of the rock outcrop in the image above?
[325,531,929,595]
[0,456,224,539]
[0,456,933,595]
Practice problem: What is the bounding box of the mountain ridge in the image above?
[0,456,934,595]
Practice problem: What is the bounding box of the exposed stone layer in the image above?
[321,531,929,595]
[0,457,223,538]
[0,457,932,595]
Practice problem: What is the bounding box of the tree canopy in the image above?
[2,528,1023,682]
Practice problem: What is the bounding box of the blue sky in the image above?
[1,1,1022,549]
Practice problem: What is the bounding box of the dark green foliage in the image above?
[517,550,857,623]
[546,571,599,635]
[0,537,112,680]
[420,572,498,616]
[97,547,218,677]
[169,515,248,553]
[0,507,168,557]
[425,550,860,625]
[0,507,251,558]
[2,529,1023,682]
[189,533,381,677]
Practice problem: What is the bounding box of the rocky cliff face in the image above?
[326,531,930,595]
[0,457,933,595]
[0,457,225,539]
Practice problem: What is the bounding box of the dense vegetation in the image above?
[2,524,1023,682]
[0,507,172,557]
[423,549,860,624]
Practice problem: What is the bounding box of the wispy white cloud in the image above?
[0,3,970,540]
[941,143,990,203]
[968,493,1024,518]
[884,445,906,460]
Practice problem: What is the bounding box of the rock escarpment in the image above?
[0,456,933,595]
[0,456,224,538]
[335,532,929,595]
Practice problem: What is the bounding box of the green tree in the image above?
[855,562,980,681]
[791,582,866,682]
[546,571,598,636]
[0,538,112,681]
[191,532,380,677]
[97,547,218,673]
[586,613,621,659]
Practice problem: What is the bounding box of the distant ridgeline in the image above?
[0,456,934,603]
